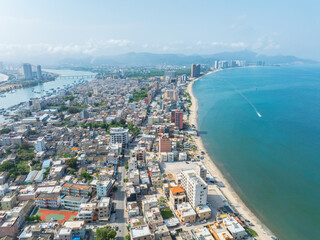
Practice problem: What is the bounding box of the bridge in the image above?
[58,74,96,79]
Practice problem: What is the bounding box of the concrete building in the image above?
[181,170,207,208]
[130,225,152,240]
[195,205,212,220]
[36,65,42,80]
[35,192,61,208]
[1,195,17,210]
[61,195,88,211]
[176,202,197,224]
[159,136,171,153]
[34,137,46,152]
[61,183,92,197]
[110,127,129,145]
[98,197,111,220]
[195,164,207,181]
[96,180,114,197]
[191,64,200,78]
[169,186,187,207]
[23,63,32,80]
[223,217,247,239]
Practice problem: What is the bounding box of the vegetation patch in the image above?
[160,207,174,219]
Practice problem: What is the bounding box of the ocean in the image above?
[193,65,320,240]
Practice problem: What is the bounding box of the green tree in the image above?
[95,226,117,240]
[0,128,11,134]
[66,158,77,168]
[124,234,131,240]
[81,171,93,181]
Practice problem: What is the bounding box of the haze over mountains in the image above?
[58,50,317,67]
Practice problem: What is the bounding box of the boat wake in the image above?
[222,80,262,118]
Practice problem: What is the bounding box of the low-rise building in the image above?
[169,186,186,207]
[61,195,88,211]
[35,192,60,208]
[61,183,92,197]
[130,225,152,240]
[195,205,211,220]
[98,197,111,220]
[176,202,197,224]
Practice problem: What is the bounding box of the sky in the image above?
[0,0,319,63]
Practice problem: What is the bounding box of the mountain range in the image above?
[59,50,317,66]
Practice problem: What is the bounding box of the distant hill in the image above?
[59,50,317,66]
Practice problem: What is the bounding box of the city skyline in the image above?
[0,0,319,62]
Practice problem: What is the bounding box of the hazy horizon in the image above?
[0,0,319,63]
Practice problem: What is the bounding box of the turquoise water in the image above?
[193,65,320,240]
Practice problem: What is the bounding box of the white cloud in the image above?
[0,39,134,58]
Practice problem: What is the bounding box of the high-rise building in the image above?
[191,64,201,78]
[214,60,219,69]
[172,110,183,130]
[181,170,208,208]
[34,137,46,152]
[159,136,171,153]
[23,63,33,80]
[36,65,42,80]
[80,110,89,119]
[110,127,129,145]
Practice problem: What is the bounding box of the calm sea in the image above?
[193,65,320,240]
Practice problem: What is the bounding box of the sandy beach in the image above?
[0,73,9,83]
[187,70,275,240]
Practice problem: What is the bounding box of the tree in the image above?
[95,226,117,240]
[125,234,131,240]
[81,171,93,181]
[0,128,11,134]
[113,186,118,192]
[68,106,81,114]
[66,158,77,168]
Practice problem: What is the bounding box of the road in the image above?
[112,159,128,240]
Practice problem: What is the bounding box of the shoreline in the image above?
[187,69,275,240]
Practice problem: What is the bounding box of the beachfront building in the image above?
[181,170,207,208]
[191,64,200,78]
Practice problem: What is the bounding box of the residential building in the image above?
[191,64,200,78]
[23,63,32,80]
[36,65,42,80]
[98,197,111,220]
[130,225,152,240]
[169,186,187,207]
[34,137,46,152]
[159,136,171,153]
[181,170,207,208]
[1,195,17,210]
[96,180,114,197]
[195,205,211,220]
[176,202,197,224]
[110,127,129,145]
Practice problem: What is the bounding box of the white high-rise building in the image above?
[110,127,129,145]
[96,180,114,197]
[181,170,207,208]
[34,137,46,152]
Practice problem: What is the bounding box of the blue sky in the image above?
[0,0,319,62]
